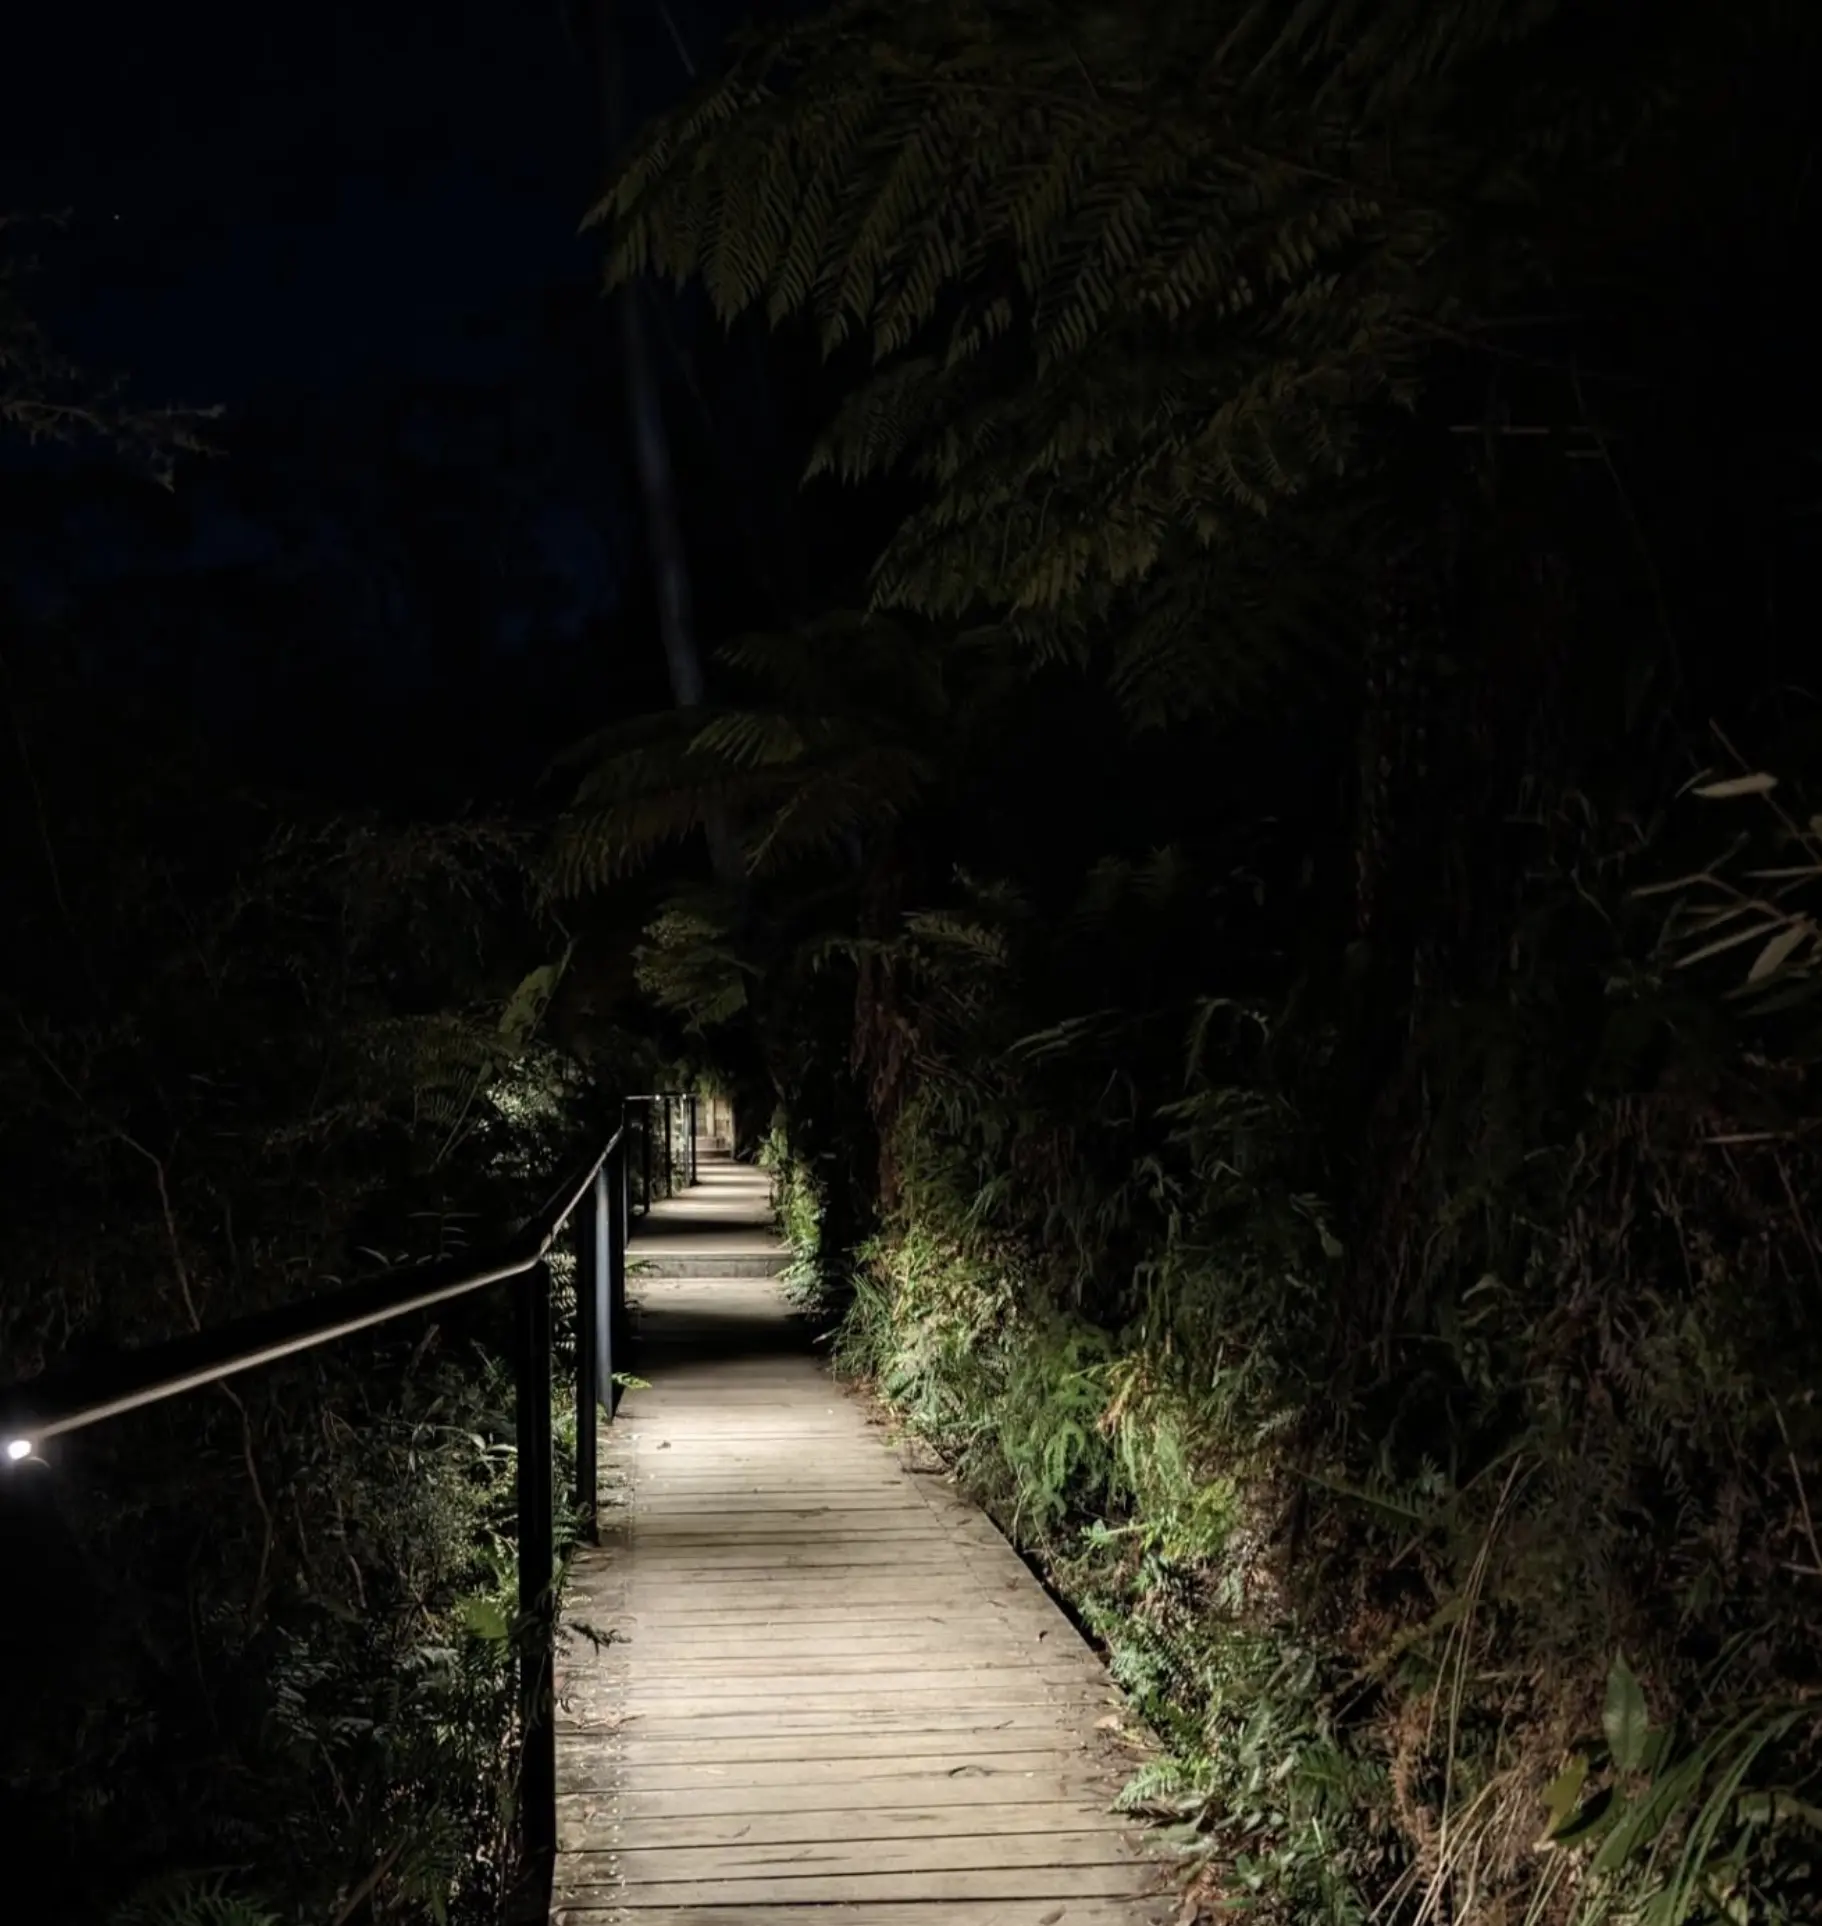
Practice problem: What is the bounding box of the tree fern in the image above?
[549,609,1027,897]
[109,1876,282,1926]
[587,0,1636,718]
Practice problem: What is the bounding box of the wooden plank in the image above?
[619,1548,983,1568]
[625,1384,843,1395]
[615,1594,1035,1615]
[559,1704,1086,1741]
[613,1492,921,1510]
[572,1833,1153,1880]
[571,1700,1111,1732]
[606,1728,1118,1768]
[560,1800,1130,1851]
[552,1866,1163,1906]
[628,1520,951,1540]
[630,1492,937,1508]
[562,1771,1117,1818]
[625,1447,888,1460]
[555,1154,1159,1922]
[554,1905,1168,1926]
[607,1597,1029,1619]
[613,1558,993,1581]
[566,1690,1108,1725]
[559,1760,1118,1805]
[602,1651,1086,1678]
[578,1645,1091,1673]
[592,1604,1040,1628]
[570,1695,1113,1726]
[591,1680,1106,1708]
[616,1467,907,1484]
[601,1607,1032,1633]
[600,1648,1077,1671]
[615,1543,982,1568]
[619,1480,908,1493]
[601,1582,1020,1609]
[625,1457,894,1469]
[573,1663,1117,1706]
[599,1629,1053,1656]
[627,1427,871,1437]
[554,1725,1117,1756]
[603,1665,1105,1698]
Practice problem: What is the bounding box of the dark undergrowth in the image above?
[778,778,1822,1926]
[542,6,1822,1922]
[0,679,658,1926]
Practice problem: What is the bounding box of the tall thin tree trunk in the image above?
[578,0,742,881]
[619,287,703,709]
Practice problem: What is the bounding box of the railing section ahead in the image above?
[621,1087,702,1212]
[0,1089,707,1904]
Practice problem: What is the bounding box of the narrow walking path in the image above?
[553,1152,1168,1924]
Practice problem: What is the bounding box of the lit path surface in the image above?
[552,1153,1170,1925]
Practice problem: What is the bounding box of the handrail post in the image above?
[687,1092,698,1185]
[515,1259,556,1872]
[592,1164,612,1425]
[608,1135,629,1412]
[661,1094,674,1197]
[640,1102,653,1215]
[574,1175,602,1544]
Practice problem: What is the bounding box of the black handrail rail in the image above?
[622,1086,695,1214]
[0,1127,623,1453]
[0,1094,700,1903]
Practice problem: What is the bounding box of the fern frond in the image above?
[588,0,1636,723]
[110,1875,283,1926]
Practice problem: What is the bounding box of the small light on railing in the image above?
[5,1438,33,1463]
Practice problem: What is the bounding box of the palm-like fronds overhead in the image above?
[588,0,1600,714]
[548,613,954,896]
[634,887,759,1027]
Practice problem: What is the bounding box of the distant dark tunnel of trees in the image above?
[4,3,1821,1924]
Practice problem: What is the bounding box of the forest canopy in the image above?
[5,0,1820,1921]
[558,3,1822,1924]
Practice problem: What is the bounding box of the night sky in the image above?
[2,0,789,805]
[9,4,593,394]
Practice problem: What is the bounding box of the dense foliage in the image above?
[561,3,1822,1923]
[0,229,668,1915]
[0,645,637,1923]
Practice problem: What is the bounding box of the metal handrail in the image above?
[0,1096,698,1894]
[622,1086,696,1213]
[1,1128,621,1453]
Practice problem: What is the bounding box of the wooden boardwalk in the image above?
[553,1153,1169,1925]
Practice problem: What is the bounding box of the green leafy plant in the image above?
[565,7,1822,1926]
[110,1875,285,1926]
[1536,1658,1821,1926]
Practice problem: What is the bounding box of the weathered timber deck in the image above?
[554,1152,1169,1925]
